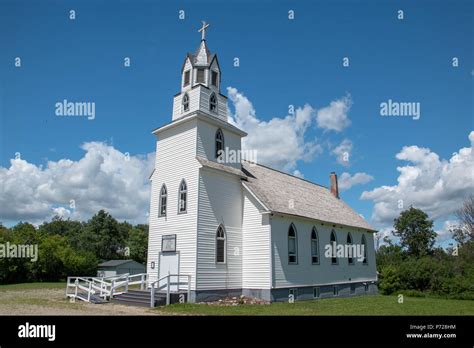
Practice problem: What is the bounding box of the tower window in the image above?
[196,69,205,83]
[288,223,298,264]
[159,184,167,217]
[215,128,224,159]
[182,93,189,112]
[178,179,187,213]
[211,71,218,87]
[183,70,190,87]
[209,93,217,112]
[216,225,226,263]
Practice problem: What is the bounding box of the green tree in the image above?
[81,210,127,261]
[393,207,436,257]
[31,233,98,281]
[127,225,148,264]
[0,223,39,284]
[378,265,401,295]
[451,194,474,245]
[38,216,85,249]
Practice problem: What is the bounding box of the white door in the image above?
[158,252,179,291]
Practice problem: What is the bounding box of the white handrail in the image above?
[66,273,149,302]
[66,272,190,307]
[148,274,191,308]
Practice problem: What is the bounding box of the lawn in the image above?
[0,282,66,291]
[157,295,474,316]
[1,283,472,316]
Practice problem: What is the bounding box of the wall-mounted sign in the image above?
[162,234,176,252]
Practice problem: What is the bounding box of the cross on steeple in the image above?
[198,21,210,41]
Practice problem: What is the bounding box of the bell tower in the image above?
[172,21,227,122]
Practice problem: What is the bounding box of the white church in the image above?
[146,23,378,302]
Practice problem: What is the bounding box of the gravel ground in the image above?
[0,288,163,315]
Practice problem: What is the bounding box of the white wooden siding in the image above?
[172,87,201,120]
[270,215,377,288]
[147,119,199,290]
[196,169,243,290]
[172,86,227,122]
[198,86,227,121]
[196,119,242,170]
[242,192,271,289]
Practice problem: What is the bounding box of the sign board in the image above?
[162,234,176,252]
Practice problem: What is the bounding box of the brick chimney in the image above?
[330,172,339,199]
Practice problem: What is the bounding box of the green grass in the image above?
[0,282,66,291]
[157,295,474,316]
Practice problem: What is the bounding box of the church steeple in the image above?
[172,21,226,122]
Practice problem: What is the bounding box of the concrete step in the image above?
[112,297,160,307]
[111,290,187,307]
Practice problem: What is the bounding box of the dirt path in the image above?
[0,288,167,315]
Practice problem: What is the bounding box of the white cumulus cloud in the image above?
[332,139,353,167]
[361,131,474,224]
[227,87,322,172]
[316,95,352,132]
[0,142,154,224]
[338,172,374,191]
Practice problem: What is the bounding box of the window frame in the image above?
[158,184,167,217]
[196,68,205,84]
[215,128,224,159]
[178,179,187,214]
[211,70,219,87]
[182,93,189,113]
[361,234,368,265]
[209,93,217,113]
[347,232,354,265]
[288,223,298,265]
[216,225,226,264]
[350,283,356,294]
[330,230,338,265]
[311,227,319,265]
[183,70,190,87]
[313,287,320,299]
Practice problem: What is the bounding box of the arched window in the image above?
[361,234,368,264]
[216,225,226,263]
[178,180,187,213]
[159,184,167,217]
[288,224,298,264]
[311,227,319,264]
[215,128,224,159]
[209,93,217,112]
[347,233,354,265]
[330,230,337,264]
[182,93,189,113]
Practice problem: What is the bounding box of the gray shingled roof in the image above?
[241,161,376,231]
[98,260,134,267]
[196,156,248,178]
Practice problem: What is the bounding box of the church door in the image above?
[158,252,180,291]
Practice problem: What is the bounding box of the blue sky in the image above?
[0,0,473,247]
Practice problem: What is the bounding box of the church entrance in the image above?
[158,252,180,291]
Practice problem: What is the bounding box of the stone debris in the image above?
[197,295,270,306]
